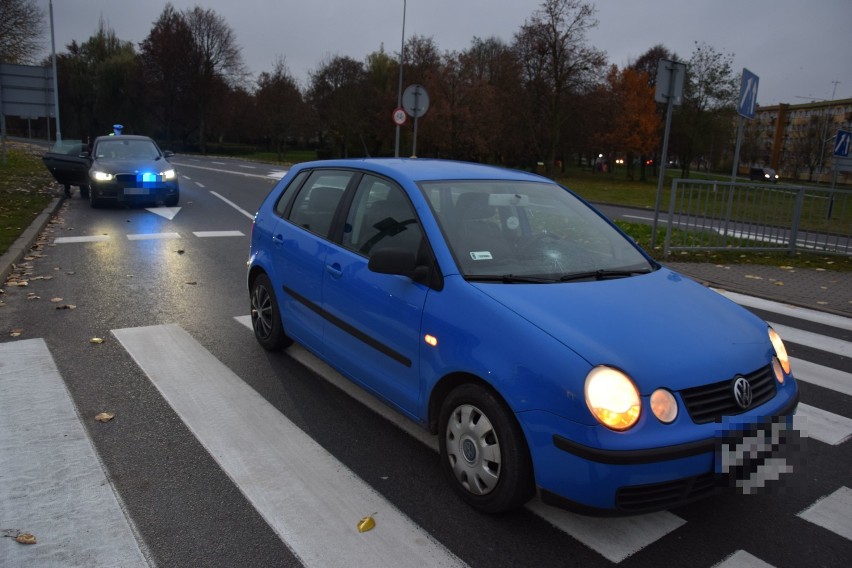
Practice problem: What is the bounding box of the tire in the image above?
[250,273,293,351]
[88,187,102,208]
[164,191,179,207]
[80,185,90,198]
[439,383,535,513]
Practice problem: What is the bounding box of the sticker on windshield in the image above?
[470,251,493,261]
[506,216,520,230]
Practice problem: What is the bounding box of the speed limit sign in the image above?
[392,107,407,126]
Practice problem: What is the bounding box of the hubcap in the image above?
[251,284,273,339]
[445,404,501,496]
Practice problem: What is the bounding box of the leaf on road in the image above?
[90,337,104,344]
[357,513,377,533]
[186,281,197,285]
[56,304,77,310]
[10,329,23,337]
[50,297,63,303]
[176,249,185,254]
[15,533,36,545]
[95,412,115,423]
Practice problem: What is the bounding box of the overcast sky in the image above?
[38,0,851,106]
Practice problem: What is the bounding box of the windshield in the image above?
[419,180,654,280]
[94,139,161,160]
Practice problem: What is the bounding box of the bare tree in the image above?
[183,6,247,153]
[0,0,45,64]
[512,0,606,176]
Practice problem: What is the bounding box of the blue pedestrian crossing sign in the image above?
[835,130,851,157]
[737,68,759,118]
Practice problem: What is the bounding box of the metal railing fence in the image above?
[662,180,852,257]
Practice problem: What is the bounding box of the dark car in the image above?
[247,158,799,514]
[84,135,179,207]
[749,167,779,183]
[42,140,92,198]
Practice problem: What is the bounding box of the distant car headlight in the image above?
[162,169,176,180]
[93,171,113,181]
[585,366,641,431]
[769,327,791,380]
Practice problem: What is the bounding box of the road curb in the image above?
[0,196,65,286]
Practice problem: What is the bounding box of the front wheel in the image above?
[250,273,293,351]
[439,383,534,513]
[164,191,179,207]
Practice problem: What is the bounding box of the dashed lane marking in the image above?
[53,235,111,244]
[193,230,245,238]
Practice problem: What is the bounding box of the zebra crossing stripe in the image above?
[713,550,776,568]
[54,235,111,244]
[795,403,852,445]
[0,340,147,567]
[790,357,852,397]
[769,322,852,358]
[797,487,852,542]
[112,324,465,568]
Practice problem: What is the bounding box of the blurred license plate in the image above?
[124,188,150,195]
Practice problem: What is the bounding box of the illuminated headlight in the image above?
[93,171,114,181]
[162,169,176,180]
[650,389,678,423]
[584,366,641,431]
[769,327,791,381]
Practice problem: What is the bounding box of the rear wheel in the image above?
[439,383,535,513]
[250,273,293,351]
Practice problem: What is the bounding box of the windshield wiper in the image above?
[466,274,557,284]
[559,269,652,282]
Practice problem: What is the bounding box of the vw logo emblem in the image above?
[462,439,477,463]
[732,377,753,409]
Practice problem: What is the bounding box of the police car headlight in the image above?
[585,366,641,431]
[93,171,113,181]
[162,169,176,180]
[769,327,791,379]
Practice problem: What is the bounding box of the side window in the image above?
[343,175,422,257]
[287,170,353,238]
[274,170,309,217]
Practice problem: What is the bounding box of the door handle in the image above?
[325,263,343,279]
[272,234,283,244]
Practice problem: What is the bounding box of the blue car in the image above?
[247,159,799,514]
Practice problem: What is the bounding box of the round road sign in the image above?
[402,84,430,118]
[392,107,407,126]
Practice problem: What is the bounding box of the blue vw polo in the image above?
[247,159,799,514]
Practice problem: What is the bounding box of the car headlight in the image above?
[584,366,641,431]
[769,327,791,380]
[93,171,113,181]
[650,389,678,423]
[162,169,176,180]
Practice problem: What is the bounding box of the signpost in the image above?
[650,60,686,249]
[730,68,760,183]
[402,84,429,157]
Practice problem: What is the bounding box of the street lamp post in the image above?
[49,0,62,143]
[394,0,406,158]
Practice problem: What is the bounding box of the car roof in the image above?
[93,134,156,143]
[293,158,551,184]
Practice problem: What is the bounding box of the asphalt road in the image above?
[1,155,850,567]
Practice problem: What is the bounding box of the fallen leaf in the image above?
[15,533,36,545]
[176,249,185,254]
[50,297,63,303]
[10,329,23,337]
[56,304,76,310]
[185,281,197,285]
[773,282,784,286]
[357,514,377,533]
[95,412,115,423]
[90,337,104,344]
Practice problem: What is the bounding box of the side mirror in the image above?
[368,248,431,284]
[163,150,174,158]
[78,151,91,159]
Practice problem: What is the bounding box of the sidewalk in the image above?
[665,261,852,318]
[2,197,851,319]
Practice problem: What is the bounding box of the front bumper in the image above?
[90,177,179,203]
[520,385,799,514]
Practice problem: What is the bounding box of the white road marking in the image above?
[170,161,278,181]
[211,161,225,165]
[768,322,852,357]
[789,357,852,397]
[234,316,684,563]
[714,289,852,332]
[211,190,255,220]
[713,550,776,568]
[126,232,181,241]
[195,181,205,188]
[797,486,852,541]
[193,230,245,238]
[113,324,465,568]
[795,403,852,445]
[54,235,111,244]
[0,340,148,567]
[267,169,289,179]
[238,164,257,169]
[145,206,181,220]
